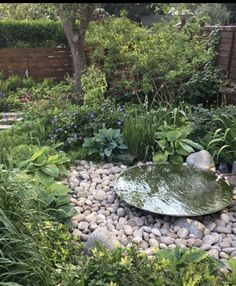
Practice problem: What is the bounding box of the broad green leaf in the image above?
[153,152,168,163]
[169,154,183,163]
[47,182,70,196]
[35,169,54,185]
[31,146,47,161]
[41,164,60,178]
[181,139,203,150]
[179,142,195,154]
[167,130,182,141]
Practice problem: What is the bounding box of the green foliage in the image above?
[177,65,228,106]
[0,3,57,21]
[0,168,78,285]
[11,144,70,184]
[153,123,203,164]
[0,20,67,48]
[82,65,107,108]
[65,245,225,285]
[86,15,215,105]
[207,113,236,164]
[122,109,163,161]
[196,3,231,25]
[0,95,22,112]
[83,126,128,161]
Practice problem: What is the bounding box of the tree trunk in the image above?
[61,22,85,96]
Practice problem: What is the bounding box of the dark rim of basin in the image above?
[114,164,233,217]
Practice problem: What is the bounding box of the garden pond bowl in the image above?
[114,164,232,217]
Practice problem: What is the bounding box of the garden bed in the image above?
[68,160,236,265]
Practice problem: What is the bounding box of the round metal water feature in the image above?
[114,164,232,217]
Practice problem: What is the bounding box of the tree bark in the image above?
[55,3,96,96]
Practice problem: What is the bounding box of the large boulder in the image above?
[86,227,120,251]
[173,218,206,239]
[186,150,215,172]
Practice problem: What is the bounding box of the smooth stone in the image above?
[78,222,89,231]
[160,237,175,245]
[140,240,149,250]
[220,213,230,224]
[174,218,205,239]
[71,213,85,222]
[203,235,216,246]
[220,252,229,259]
[208,249,219,259]
[133,236,142,244]
[149,238,159,248]
[72,229,82,238]
[94,190,106,201]
[175,239,187,246]
[177,228,189,239]
[159,243,168,249]
[222,248,236,254]
[186,150,215,171]
[117,208,125,217]
[86,227,120,251]
[124,225,133,236]
[215,226,231,234]
[85,214,96,223]
[194,239,203,247]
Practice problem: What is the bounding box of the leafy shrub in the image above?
[64,245,226,286]
[47,99,126,151]
[177,65,228,106]
[83,126,128,161]
[153,122,203,163]
[207,113,236,164]
[0,168,78,285]
[0,95,22,112]
[11,144,70,185]
[86,15,215,104]
[0,19,67,48]
[82,64,107,108]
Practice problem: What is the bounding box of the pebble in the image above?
[68,161,236,266]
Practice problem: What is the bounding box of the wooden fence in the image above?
[203,26,236,84]
[0,47,73,82]
[0,26,236,84]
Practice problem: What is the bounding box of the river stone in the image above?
[186,150,215,171]
[94,190,106,201]
[203,235,216,246]
[177,228,189,239]
[86,227,120,251]
[174,218,205,238]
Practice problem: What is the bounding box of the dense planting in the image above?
[0,10,236,286]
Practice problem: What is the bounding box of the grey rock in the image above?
[117,208,125,217]
[124,225,133,236]
[208,249,219,259]
[78,221,89,231]
[186,150,215,171]
[220,213,230,224]
[94,190,106,201]
[215,226,231,234]
[203,235,216,246]
[149,238,159,248]
[177,228,189,239]
[86,227,120,251]
[174,218,205,238]
[160,236,175,245]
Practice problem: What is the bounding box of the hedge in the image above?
[0,20,68,48]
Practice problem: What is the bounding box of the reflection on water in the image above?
[114,164,232,216]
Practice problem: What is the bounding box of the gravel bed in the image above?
[66,160,236,264]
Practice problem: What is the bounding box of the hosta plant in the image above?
[153,123,203,164]
[83,126,128,161]
[11,144,70,184]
